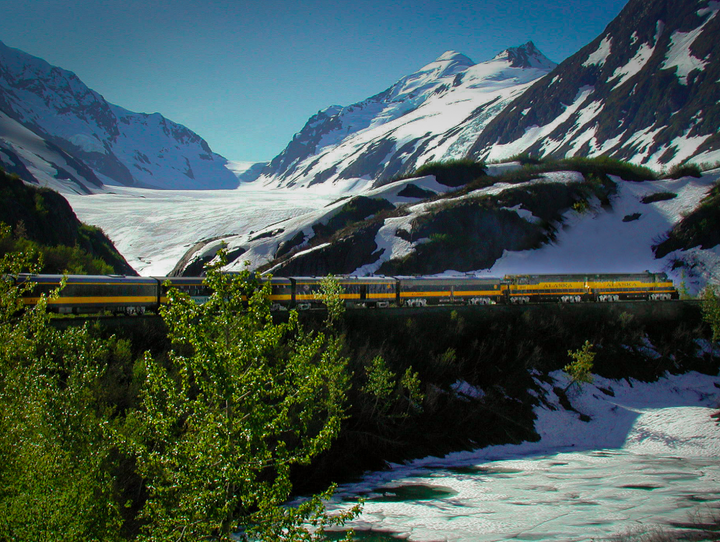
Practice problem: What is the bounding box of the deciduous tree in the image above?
[124,255,358,540]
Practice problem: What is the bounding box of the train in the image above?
[16,272,679,315]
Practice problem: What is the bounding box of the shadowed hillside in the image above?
[0,167,136,275]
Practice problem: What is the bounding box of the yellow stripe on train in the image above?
[24,296,157,305]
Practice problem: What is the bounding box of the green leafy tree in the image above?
[701,285,720,342]
[362,356,396,415]
[399,368,424,415]
[361,356,424,420]
[0,224,124,540]
[319,274,345,327]
[564,340,595,390]
[123,254,357,541]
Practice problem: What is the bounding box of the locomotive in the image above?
[17,272,678,315]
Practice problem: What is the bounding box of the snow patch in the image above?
[582,36,612,68]
[484,173,718,291]
[609,41,657,90]
[662,5,718,84]
[68,133,106,154]
[485,87,595,163]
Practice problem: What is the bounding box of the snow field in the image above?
[65,184,339,276]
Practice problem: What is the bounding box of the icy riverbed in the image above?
[327,371,720,541]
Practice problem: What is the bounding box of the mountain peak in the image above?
[494,41,556,69]
[434,50,475,66]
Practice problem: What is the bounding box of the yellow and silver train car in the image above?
[505,272,678,304]
[291,276,397,310]
[18,274,159,315]
[17,271,679,314]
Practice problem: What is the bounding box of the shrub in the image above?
[507,152,545,166]
[698,161,720,172]
[564,341,595,389]
[572,199,590,213]
[558,156,658,182]
[411,159,487,187]
[666,162,702,179]
[641,192,677,204]
[701,286,720,342]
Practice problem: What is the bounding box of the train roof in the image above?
[18,274,158,284]
[290,276,396,283]
[505,272,669,282]
[397,276,505,284]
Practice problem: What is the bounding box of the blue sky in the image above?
[1,0,627,162]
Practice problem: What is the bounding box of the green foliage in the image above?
[410,159,487,188]
[506,152,545,165]
[363,356,396,410]
[124,251,357,540]
[556,156,658,182]
[564,340,595,388]
[572,199,589,213]
[666,163,702,179]
[0,167,134,275]
[698,161,720,172]
[438,347,457,365]
[361,355,424,420]
[33,193,48,215]
[701,286,720,342]
[399,368,424,412]
[483,155,657,183]
[320,274,345,326]
[0,234,114,274]
[0,225,124,540]
[428,232,452,245]
[0,237,359,540]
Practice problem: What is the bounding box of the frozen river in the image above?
[329,448,719,541]
[324,371,720,541]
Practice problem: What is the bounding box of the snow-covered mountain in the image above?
[254,43,556,190]
[0,40,238,193]
[468,0,720,168]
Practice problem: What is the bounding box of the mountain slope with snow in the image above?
[0,40,238,193]
[159,160,720,291]
[468,0,720,169]
[255,43,556,191]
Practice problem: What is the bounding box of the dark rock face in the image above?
[397,183,438,199]
[501,41,555,69]
[271,222,385,276]
[311,196,395,241]
[378,203,545,275]
[261,106,345,184]
[468,0,720,167]
[253,172,616,278]
[653,182,720,257]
